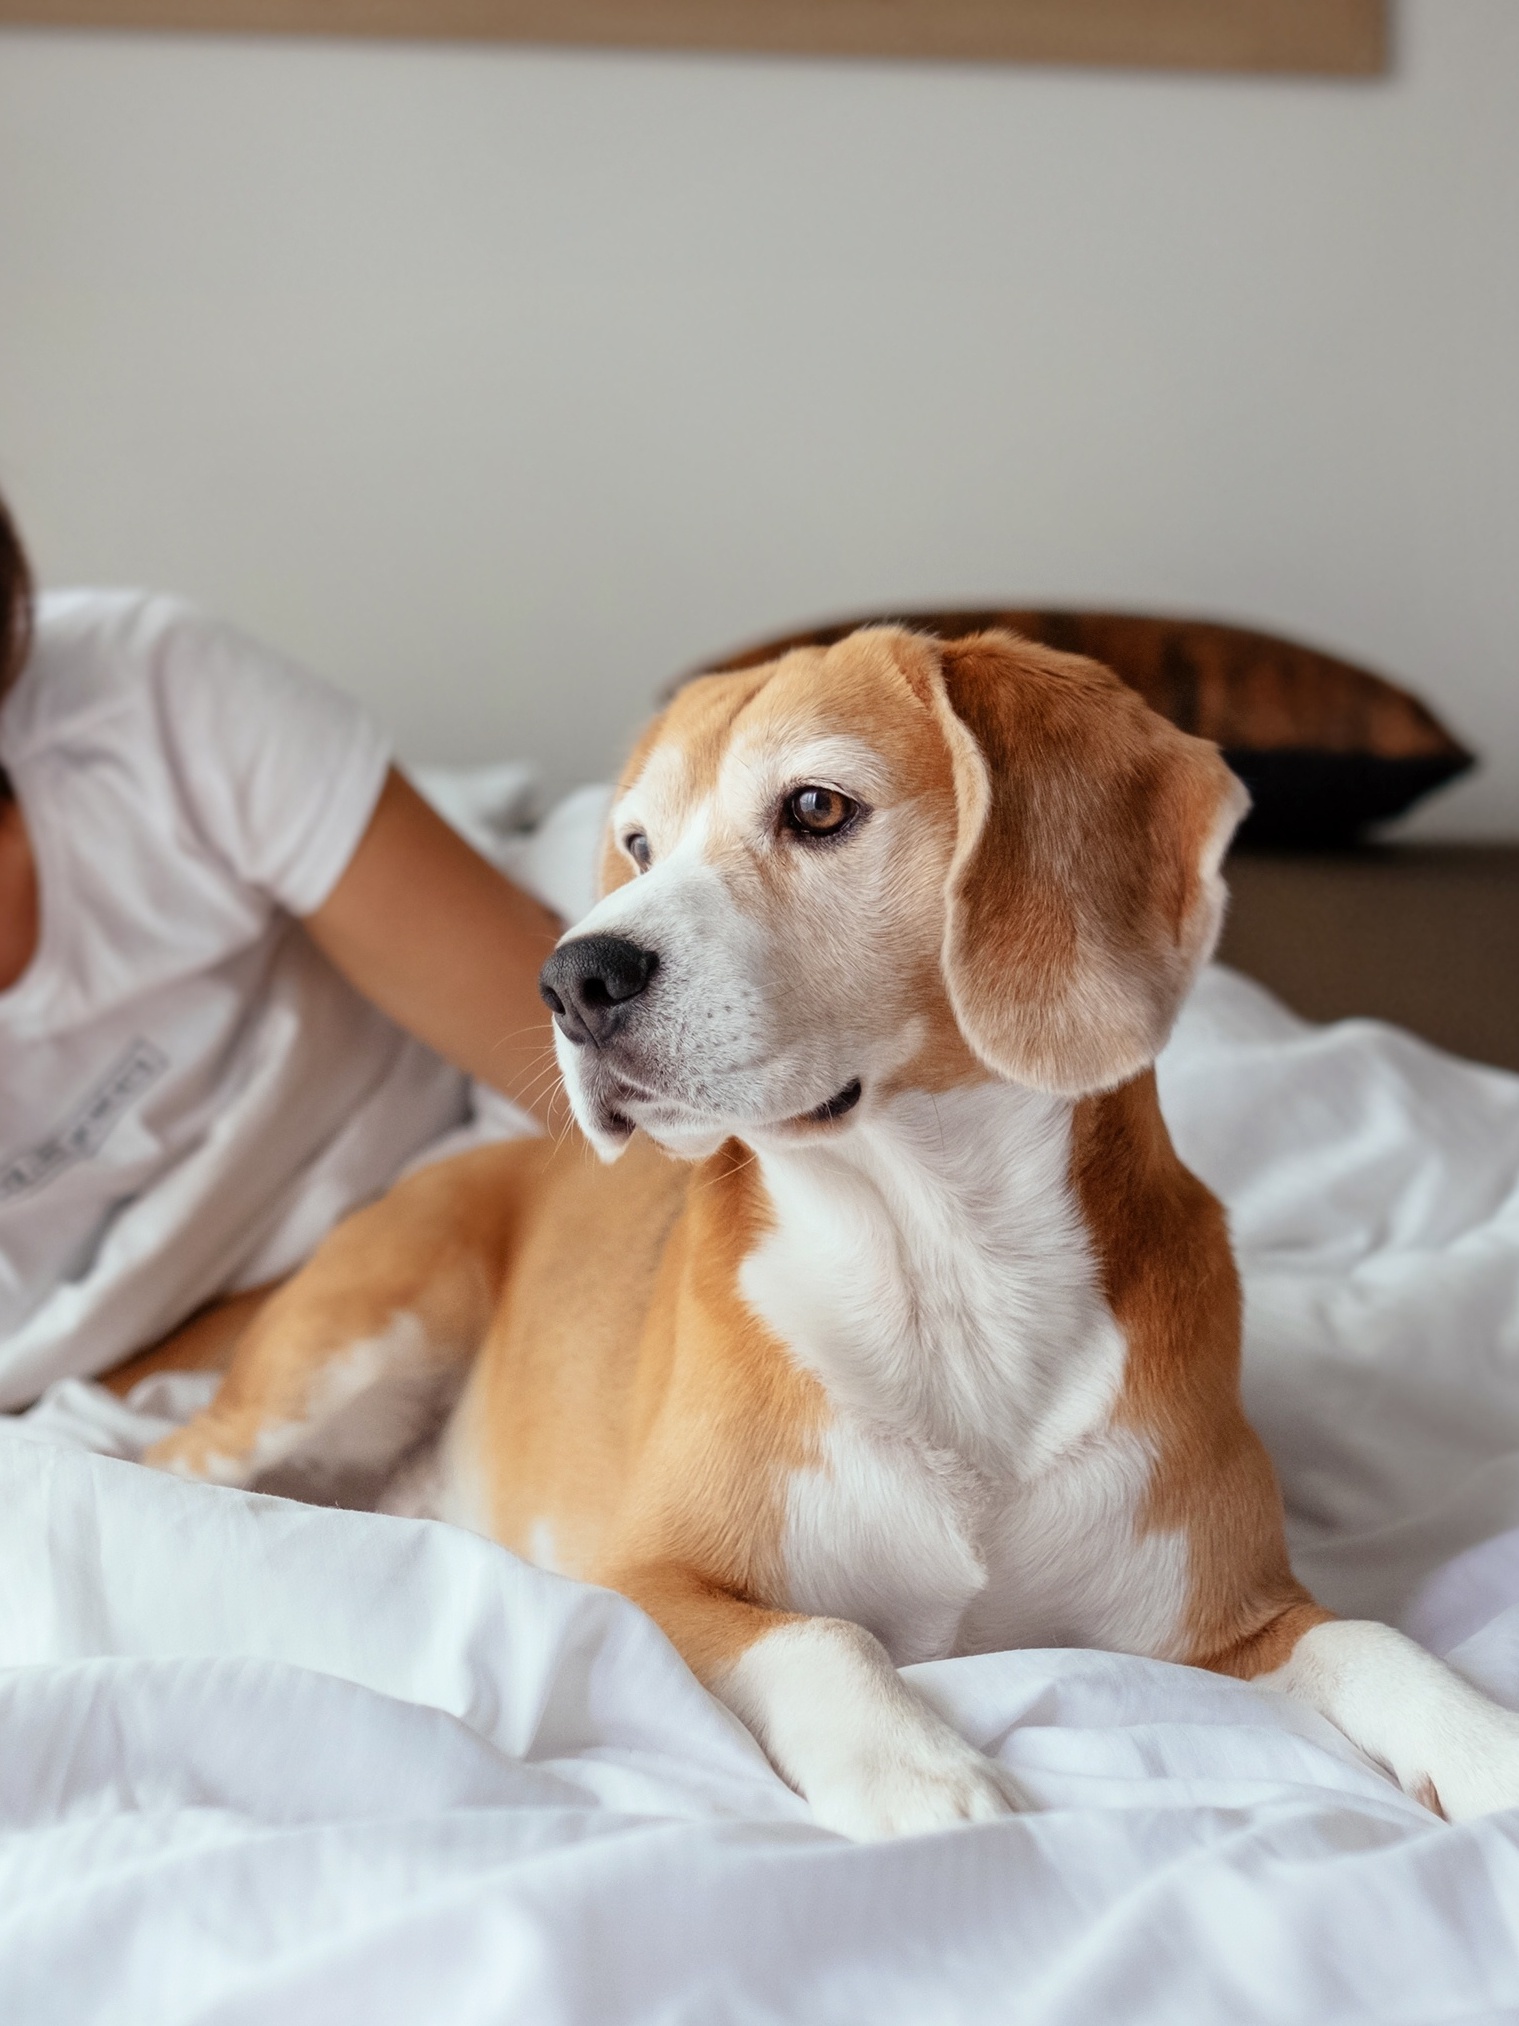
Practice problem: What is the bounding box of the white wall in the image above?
[1,2,1516,832]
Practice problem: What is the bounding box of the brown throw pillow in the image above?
[694,610,1473,848]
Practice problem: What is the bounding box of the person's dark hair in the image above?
[0,489,33,800]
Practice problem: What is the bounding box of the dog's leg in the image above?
[1246,1612,1519,1820]
[145,1146,529,1499]
[616,1566,1030,1840]
[100,1282,281,1398]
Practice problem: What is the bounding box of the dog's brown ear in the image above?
[924,630,1249,1096]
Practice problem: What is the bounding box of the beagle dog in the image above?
[150,626,1519,1839]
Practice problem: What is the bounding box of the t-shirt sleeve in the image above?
[145,600,393,916]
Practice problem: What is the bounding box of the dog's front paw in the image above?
[806,1727,1031,1842]
[1266,1620,1519,1824]
[1411,1720,1519,1822]
[719,1616,1034,1842]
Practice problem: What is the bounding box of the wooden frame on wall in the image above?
[0,0,1389,75]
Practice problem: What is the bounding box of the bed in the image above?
[3,801,1518,2024]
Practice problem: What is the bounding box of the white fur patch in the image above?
[782,1417,987,1665]
[719,1616,1029,1841]
[173,1312,434,1491]
[390,1372,496,1536]
[742,1082,1186,1663]
[744,1085,1122,1473]
[285,1314,437,1477]
[1263,1619,1519,1821]
[966,1427,1191,1660]
[181,1312,470,1510]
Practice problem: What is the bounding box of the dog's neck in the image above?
[736,1080,1129,1481]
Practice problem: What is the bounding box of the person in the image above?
[0,488,564,1410]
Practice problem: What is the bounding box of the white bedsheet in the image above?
[1160,969,1519,1625]
[4,963,1519,2022]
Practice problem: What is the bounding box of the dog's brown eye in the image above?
[624,831,652,871]
[785,787,859,838]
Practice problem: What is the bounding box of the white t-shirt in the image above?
[0,590,475,1408]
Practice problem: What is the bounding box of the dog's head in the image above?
[541,626,1247,1161]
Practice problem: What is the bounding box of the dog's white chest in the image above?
[776,1411,1189,1665]
[740,1087,1191,1665]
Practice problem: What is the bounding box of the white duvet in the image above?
[6,961,1519,2024]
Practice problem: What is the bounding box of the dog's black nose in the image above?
[540,934,659,1046]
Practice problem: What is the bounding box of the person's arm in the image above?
[303,768,565,1125]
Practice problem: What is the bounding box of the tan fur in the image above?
[102,1282,279,1398]
[1070,1073,1331,1673]
[455,1133,825,1673]
[150,625,1331,1763]
[150,1146,527,1482]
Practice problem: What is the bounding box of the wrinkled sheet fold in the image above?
[5,964,1519,2022]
